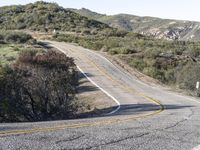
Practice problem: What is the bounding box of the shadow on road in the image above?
[78,103,194,119]
[77,73,99,93]
[77,85,99,94]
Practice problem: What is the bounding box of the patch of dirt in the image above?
[76,73,117,117]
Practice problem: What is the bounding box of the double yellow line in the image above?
[0,45,164,137]
[0,105,162,137]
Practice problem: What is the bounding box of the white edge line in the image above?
[50,43,121,115]
[77,66,121,115]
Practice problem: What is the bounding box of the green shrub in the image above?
[5,32,32,43]
[109,48,120,55]
[144,48,162,58]
[164,68,175,84]
[0,31,33,44]
[0,50,79,122]
[143,67,163,80]
[189,47,200,57]
[176,62,200,91]
[128,58,147,71]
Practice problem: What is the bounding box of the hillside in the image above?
[0,2,109,32]
[72,8,200,41]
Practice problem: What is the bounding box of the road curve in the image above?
[1,41,200,150]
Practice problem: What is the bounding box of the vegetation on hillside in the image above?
[53,31,200,95]
[0,2,109,32]
[0,30,34,44]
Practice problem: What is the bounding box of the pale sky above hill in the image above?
[1,0,200,22]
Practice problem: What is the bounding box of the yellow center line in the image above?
[0,45,164,137]
[0,108,162,137]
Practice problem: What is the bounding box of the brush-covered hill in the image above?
[0,2,110,33]
[71,8,200,41]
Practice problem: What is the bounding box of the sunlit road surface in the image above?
[0,41,200,150]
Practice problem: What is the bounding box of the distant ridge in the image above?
[71,8,200,41]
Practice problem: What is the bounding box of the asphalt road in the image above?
[1,41,200,150]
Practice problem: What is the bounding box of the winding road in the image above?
[1,41,200,150]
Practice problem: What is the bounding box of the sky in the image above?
[1,0,200,22]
